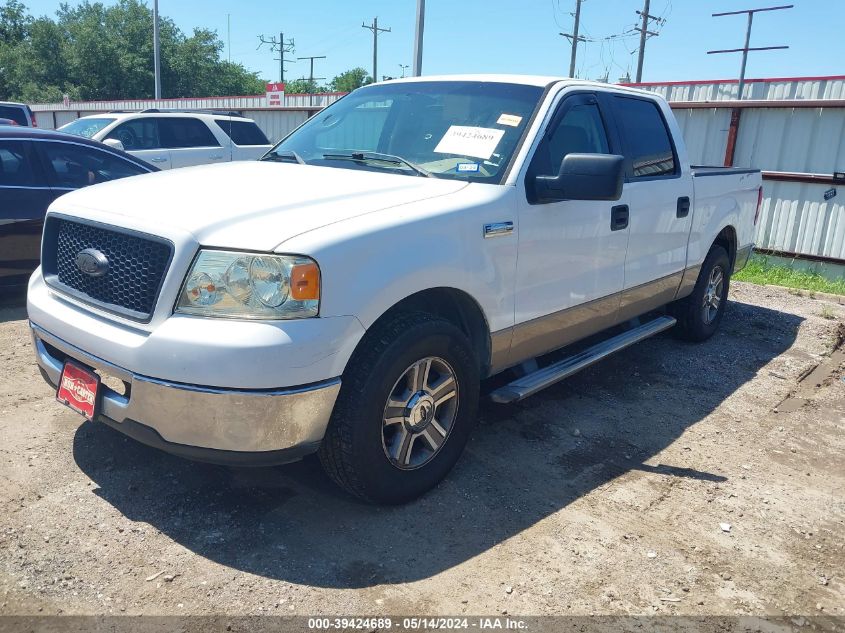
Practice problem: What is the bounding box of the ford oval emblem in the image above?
[75,248,109,277]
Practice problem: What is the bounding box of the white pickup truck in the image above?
[28,75,761,503]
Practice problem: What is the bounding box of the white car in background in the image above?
[58,111,272,169]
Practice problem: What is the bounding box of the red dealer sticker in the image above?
[56,361,100,421]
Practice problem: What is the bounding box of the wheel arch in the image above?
[713,224,738,271]
[358,287,493,378]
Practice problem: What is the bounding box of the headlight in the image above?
[176,250,320,319]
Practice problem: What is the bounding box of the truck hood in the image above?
[53,161,469,251]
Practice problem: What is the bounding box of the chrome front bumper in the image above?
[31,322,341,465]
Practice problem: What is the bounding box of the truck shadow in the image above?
[72,299,802,589]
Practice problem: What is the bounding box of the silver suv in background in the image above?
[0,102,36,127]
[58,111,273,169]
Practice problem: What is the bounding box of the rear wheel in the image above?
[319,312,479,504]
[672,245,731,342]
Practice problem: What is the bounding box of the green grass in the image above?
[734,255,845,296]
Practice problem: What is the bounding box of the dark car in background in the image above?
[0,102,36,127]
[0,128,157,291]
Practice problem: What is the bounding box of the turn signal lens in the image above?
[290,262,320,301]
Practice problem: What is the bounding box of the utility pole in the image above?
[560,0,585,78]
[153,0,161,98]
[634,0,664,82]
[297,55,326,106]
[258,32,296,83]
[708,5,792,100]
[399,63,409,78]
[413,0,425,76]
[362,17,390,84]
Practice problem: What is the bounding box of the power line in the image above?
[258,32,296,83]
[297,55,326,106]
[362,17,391,84]
[560,0,586,78]
[707,4,792,100]
[634,0,666,82]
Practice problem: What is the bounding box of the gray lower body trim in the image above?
[490,270,688,373]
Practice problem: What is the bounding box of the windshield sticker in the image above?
[456,162,480,173]
[497,113,523,127]
[434,126,505,160]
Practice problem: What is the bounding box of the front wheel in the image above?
[672,245,731,342]
[319,312,479,504]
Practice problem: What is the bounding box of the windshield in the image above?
[263,81,544,183]
[59,117,116,139]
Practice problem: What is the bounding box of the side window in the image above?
[216,120,270,146]
[107,119,161,151]
[40,142,149,189]
[530,97,610,178]
[0,140,36,186]
[612,97,676,178]
[159,118,221,148]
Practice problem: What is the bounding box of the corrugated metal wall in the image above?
[627,76,845,102]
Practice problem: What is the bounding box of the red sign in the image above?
[56,361,100,420]
[265,82,286,107]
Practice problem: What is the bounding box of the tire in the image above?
[318,312,480,504]
[672,245,731,342]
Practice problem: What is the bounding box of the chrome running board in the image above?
[489,316,677,404]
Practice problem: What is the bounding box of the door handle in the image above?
[209,154,224,160]
[677,196,691,218]
[610,205,629,231]
[149,157,168,163]
[483,221,514,238]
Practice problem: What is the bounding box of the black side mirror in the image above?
[534,153,625,203]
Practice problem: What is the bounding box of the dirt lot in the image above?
[0,282,843,620]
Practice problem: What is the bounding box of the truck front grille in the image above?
[42,216,173,322]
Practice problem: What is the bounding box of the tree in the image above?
[0,0,266,102]
[330,67,372,92]
[284,78,328,95]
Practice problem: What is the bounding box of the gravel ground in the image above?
[0,282,843,619]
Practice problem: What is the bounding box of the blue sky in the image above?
[22,0,839,86]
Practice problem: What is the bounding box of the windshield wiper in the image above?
[262,150,306,165]
[322,151,432,178]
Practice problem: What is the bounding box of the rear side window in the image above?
[159,118,220,148]
[216,119,270,145]
[0,140,36,186]
[612,96,676,178]
[107,119,161,150]
[0,105,29,126]
[40,142,149,189]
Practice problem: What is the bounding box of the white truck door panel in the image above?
[511,93,629,364]
[609,95,693,292]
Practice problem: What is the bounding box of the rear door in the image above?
[159,117,225,168]
[0,139,53,288]
[607,94,693,316]
[105,118,172,169]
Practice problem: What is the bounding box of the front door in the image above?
[105,118,172,169]
[510,92,630,365]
